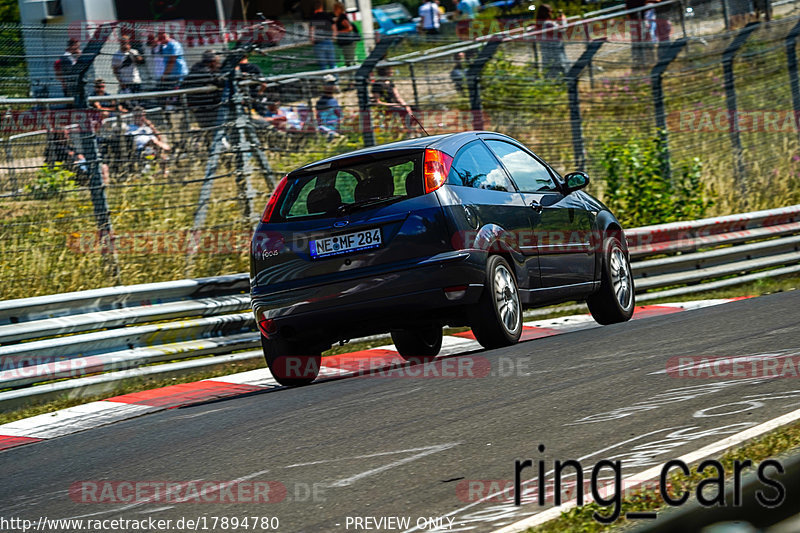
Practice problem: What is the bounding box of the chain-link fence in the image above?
[2,1,800,300]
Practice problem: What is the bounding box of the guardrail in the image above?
[1,204,799,410]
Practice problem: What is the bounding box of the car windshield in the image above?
[274,153,423,221]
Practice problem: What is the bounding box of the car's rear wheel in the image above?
[391,325,443,363]
[261,336,321,387]
[587,234,635,325]
[469,255,522,349]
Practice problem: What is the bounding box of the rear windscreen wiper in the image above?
[336,195,404,215]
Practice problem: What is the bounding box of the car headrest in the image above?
[306,186,342,214]
[405,169,423,197]
[354,166,395,202]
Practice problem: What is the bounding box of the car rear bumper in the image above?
[251,251,484,345]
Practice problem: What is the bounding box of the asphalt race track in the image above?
[2,291,800,532]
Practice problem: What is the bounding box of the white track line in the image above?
[493,405,800,533]
[0,401,160,439]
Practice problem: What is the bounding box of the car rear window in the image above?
[273,153,423,221]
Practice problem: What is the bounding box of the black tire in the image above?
[469,255,523,349]
[587,234,635,325]
[391,325,443,363]
[261,336,321,387]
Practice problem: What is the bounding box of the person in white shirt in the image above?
[111,35,144,93]
[418,0,441,36]
[127,107,170,155]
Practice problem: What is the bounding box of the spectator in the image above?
[729,0,755,28]
[450,52,467,95]
[44,127,111,185]
[309,0,337,72]
[333,2,358,67]
[625,0,651,65]
[237,56,269,115]
[54,38,81,98]
[111,35,144,94]
[259,99,289,129]
[653,0,672,42]
[45,128,85,174]
[419,0,441,36]
[237,55,264,79]
[537,4,568,78]
[156,30,188,89]
[91,79,127,117]
[185,50,224,129]
[316,75,342,136]
[127,107,171,163]
[371,66,413,128]
[145,34,164,88]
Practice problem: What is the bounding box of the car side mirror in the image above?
[563,171,590,194]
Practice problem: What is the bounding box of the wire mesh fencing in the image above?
[2,2,800,299]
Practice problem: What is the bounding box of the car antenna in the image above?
[408,111,429,136]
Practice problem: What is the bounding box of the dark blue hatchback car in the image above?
[251,131,634,385]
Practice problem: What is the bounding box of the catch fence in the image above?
[1,1,800,298]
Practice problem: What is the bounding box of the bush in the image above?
[599,133,713,227]
[24,163,78,200]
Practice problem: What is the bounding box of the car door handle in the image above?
[530,199,543,213]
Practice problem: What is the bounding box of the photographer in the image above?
[111,35,144,94]
[185,50,224,130]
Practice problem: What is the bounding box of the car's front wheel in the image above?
[391,325,443,363]
[261,336,321,387]
[469,255,523,349]
[587,234,635,325]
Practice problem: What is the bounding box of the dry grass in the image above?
[2,21,800,299]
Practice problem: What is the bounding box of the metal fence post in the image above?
[3,139,15,192]
[466,39,502,131]
[679,0,687,39]
[72,23,120,284]
[723,22,760,196]
[650,38,687,182]
[722,0,731,31]
[355,37,400,148]
[566,40,605,171]
[785,19,800,147]
[408,63,420,108]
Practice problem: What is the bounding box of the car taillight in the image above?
[258,317,278,338]
[423,149,453,194]
[260,175,289,223]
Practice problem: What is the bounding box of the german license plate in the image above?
[310,228,382,258]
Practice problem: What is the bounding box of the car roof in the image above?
[291,131,503,175]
